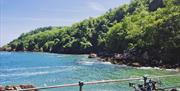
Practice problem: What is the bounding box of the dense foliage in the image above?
[4,0,180,68]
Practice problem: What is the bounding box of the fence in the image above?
[6,74,180,91]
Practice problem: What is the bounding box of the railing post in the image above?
[79,81,84,91]
[143,76,147,87]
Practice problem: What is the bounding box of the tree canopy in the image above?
[4,0,180,67]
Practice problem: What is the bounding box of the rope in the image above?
[5,74,180,91]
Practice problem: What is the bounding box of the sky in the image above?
[0,0,131,47]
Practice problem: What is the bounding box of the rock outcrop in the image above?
[0,85,38,91]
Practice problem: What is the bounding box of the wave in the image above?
[137,67,161,70]
[137,67,180,72]
[0,66,70,71]
[165,68,180,72]
[77,61,96,65]
[0,52,12,54]
[0,66,79,77]
[98,61,112,65]
[77,60,112,66]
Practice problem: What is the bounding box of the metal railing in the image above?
[5,74,180,91]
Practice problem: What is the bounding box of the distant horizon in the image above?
[0,0,131,47]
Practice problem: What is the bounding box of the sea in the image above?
[0,51,179,91]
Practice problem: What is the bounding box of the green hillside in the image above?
[3,0,180,68]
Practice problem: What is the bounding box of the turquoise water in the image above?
[0,52,179,91]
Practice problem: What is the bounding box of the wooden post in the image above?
[79,81,84,91]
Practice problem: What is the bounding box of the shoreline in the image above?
[96,58,180,72]
[96,57,180,71]
[99,57,180,70]
[89,52,180,70]
[1,50,180,70]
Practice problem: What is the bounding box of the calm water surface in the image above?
[0,52,179,91]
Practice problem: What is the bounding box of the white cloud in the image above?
[88,2,106,12]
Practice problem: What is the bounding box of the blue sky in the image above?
[0,0,131,47]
